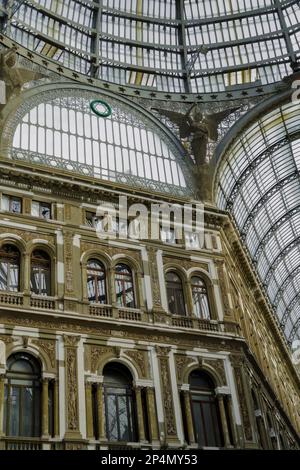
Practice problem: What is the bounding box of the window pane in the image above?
[31,201,40,217]
[106,394,118,441]
[9,386,20,436]
[23,387,34,437]
[118,395,130,441]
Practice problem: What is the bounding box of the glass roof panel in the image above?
[217,101,300,345]
[0,0,299,95]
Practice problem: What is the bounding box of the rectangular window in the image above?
[85,211,99,228]
[86,211,128,237]
[160,226,176,244]
[31,201,51,219]
[185,231,201,250]
[1,194,22,214]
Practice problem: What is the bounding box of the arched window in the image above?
[189,370,223,448]
[87,259,107,304]
[30,250,51,296]
[4,353,41,437]
[103,363,137,442]
[0,244,20,291]
[166,271,186,315]
[115,264,135,308]
[191,276,211,319]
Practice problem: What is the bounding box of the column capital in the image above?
[86,374,104,385]
[63,335,81,347]
[215,386,231,396]
[42,372,56,381]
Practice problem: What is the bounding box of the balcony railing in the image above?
[30,295,56,310]
[0,292,23,306]
[89,304,144,322]
[171,315,240,335]
[118,308,142,322]
[89,304,113,318]
[4,438,42,450]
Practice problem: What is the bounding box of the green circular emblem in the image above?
[90,99,112,118]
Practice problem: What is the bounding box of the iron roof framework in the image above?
[0,0,299,97]
[216,101,300,346]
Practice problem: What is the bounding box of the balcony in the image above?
[171,315,240,335]
[89,304,146,322]
[0,291,57,311]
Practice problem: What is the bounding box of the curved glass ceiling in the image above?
[216,101,300,346]
[0,0,299,95]
[1,85,192,196]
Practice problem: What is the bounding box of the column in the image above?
[184,280,193,316]
[63,335,82,440]
[96,383,106,441]
[22,252,31,307]
[53,379,59,437]
[85,382,94,439]
[42,378,49,438]
[227,395,238,447]
[217,394,231,448]
[146,387,159,443]
[0,374,5,437]
[22,252,30,293]
[135,386,146,442]
[109,268,118,318]
[136,273,146,311]
[183,390,196,445]
[155,346,180,446]
[56,229,65,299]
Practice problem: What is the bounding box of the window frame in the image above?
[1,194,22,214]
[0,244,20,292]
[166,270,186,316]
[31,201,52,220]
[114,263,136,309]
[30,249,52,296]
[86,258,107,304]
[191,275,211,320]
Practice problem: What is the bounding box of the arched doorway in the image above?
[4,353,41,437]
[103,363,137,442]
[189,370,223,447]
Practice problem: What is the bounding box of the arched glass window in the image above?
[189,370,223,448]
[191,276,211,319]
[103,363,137,442]
[166,271,186,315]
[30,250,51,296]
[0,244,20,291]
[87,259,107,304]
[115,264,135,308]
[4,353,41,437]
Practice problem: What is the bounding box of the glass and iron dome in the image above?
[216,100,300,346]
[0,0,299,96]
